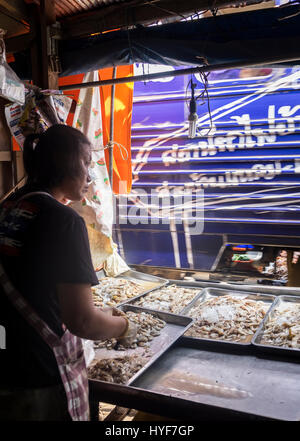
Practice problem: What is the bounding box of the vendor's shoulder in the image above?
[23,193,82,225]
[41,196,82,220]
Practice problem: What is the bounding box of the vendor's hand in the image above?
[102,307,126,317]
[112,308,127,318]
[116,320,138,346]
[101,307,114,316]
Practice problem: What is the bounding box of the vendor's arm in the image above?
[53,212,127,340]
[57,283,127,340]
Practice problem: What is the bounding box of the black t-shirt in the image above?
[0,189,99,388]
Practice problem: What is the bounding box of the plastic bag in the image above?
[5,87,73,149]
[82,339,95,367]
[103,242,130,277]
[0,29,25,105]
[69,71,114,268]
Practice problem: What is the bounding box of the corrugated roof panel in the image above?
[55,0,76,15]
[54,0,128,18]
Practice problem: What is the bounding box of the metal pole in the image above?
[109,66,117,188]
[59,54,300,91]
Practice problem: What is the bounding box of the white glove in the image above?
[116,320,138,346]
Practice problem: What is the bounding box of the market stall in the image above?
[1,0,300,423]
[87,275,300,421]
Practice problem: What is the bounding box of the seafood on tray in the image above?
[94,310,166,351]
[92,277,142,308]
[87,353,150,384]
[132,284,199,314]
[259,302,300,349]
[184,294,269,342]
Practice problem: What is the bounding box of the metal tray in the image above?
[124,280,204,314]
[180,287,275,349]
[88,304,193,387]
[252,295,300,358]
[94,269,168,307]
[168,278,300,297]
[128,339,300,421]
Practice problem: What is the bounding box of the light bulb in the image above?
[188,81,198,139]
[188,112,198,138]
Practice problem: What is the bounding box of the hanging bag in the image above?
[0,29,25,105]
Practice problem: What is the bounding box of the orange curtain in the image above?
[99,65,133,194]
[59,67,133,195]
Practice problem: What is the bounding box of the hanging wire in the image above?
[185,70,213,138]
[103,141,129,161]
[143,1,188,21]
[211,7,219,17]
[185,76,192,113]
[197,70,213,136]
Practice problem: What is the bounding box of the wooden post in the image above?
[29,0,58,90]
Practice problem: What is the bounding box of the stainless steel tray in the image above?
[252,295,300,358]
[128,339,300,421]
[168,279,300,297]
[180,287,275,349]
[88,304,193,387]
[94,269,168,306]
[124,281,204,314]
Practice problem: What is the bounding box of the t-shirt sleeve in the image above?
[54,214,99,286]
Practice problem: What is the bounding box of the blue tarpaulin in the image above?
[59,4,300,76]
[10,4,300,79]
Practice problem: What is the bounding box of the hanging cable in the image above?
[186,71,213,139]
[104,141,129,161]
[197,70,213,136]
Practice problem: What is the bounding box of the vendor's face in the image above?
[60,143,92,201]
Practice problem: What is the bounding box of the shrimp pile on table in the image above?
[260,303,300,349]
[87,354,150,384]
[184,294,269,342]
[92,277,142,307]
[94,310,166,350]
[132,284,199,313]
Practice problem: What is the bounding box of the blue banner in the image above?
[115,66,300,270]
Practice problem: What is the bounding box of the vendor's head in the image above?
[23,124,92,202]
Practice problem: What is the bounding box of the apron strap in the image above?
[0,263,60,347]
[15,191,54,204]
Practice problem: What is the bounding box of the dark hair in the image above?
[23,124,91,189]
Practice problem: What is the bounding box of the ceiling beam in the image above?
[0,0,29,22]
[60,0,273,39]
[0,0,30,38]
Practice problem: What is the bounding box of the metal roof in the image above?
[0,0,276,41]
[54,0,131,18]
